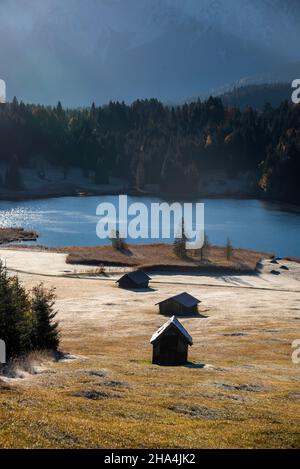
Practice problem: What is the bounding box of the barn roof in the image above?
[117,270,151,285]
[150,316,193,345]
[155,292,200,307]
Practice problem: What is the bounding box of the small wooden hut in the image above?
[156,292,200,316]
[150,316,193,365]
[116,270,151,289]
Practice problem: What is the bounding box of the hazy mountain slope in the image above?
[0,0,300,106]
[218,83,292,109]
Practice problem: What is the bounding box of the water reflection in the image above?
[0,196,299,257]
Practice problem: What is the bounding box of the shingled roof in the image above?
[117,270,151,285]
[155,292,200,308]
[150,316,193,346]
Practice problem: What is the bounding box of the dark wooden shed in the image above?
[116,270,151,289]
[156,292,200,316]
[150,316,193,365]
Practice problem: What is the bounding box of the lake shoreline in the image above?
[1,195,300,258]
[0,242,272,273]
[0,188,300,210]
[0,228,38,245]
[1,186,300,209]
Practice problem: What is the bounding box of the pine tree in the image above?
[56,101,64,118]
[0,261,16,357]
[200,233,210,261]
[95,157,109,184]
[135,159,145,190]
[0,262,31,358]
[173,219,187,258]
[9,276,33,354]
[226,237,233,261]
[5,156,23,191]
[0,265,60,361]
[110,229,126,251]
[31,284,59,350]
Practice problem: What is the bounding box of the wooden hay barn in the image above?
[150,316,193,365]
[116,270,151,289]
[156,292,200,316]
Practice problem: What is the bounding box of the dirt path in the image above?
[1,248,300,293]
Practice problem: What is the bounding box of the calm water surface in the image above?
[0,196,299,257]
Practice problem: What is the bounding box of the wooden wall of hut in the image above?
[159,300,198,316]
[152,330,189,365]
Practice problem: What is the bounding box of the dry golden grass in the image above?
[0,254,300,449]
[0,227,38,244]
[65,243,269,273]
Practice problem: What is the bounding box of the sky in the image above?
[0,0,300,106]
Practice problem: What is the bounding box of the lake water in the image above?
[0,196,300,257]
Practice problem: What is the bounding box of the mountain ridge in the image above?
[0,0,300,106]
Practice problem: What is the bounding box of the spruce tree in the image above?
[226,237,233,261]
[5,156,23,191]
[9,276,33,355]
[110,229,126,251]
[173,219,187,258]
[0,262,31,358]
[31,284,59,350]
[0,261,16,357]
[200,233,210,261]
[135,159,145,189]
[95,157,109,184]
[0,262,60,361]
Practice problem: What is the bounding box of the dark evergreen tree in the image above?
[0,262,20,357]
[0,262,33,358]
[200,233,210,261]
[95,157,109,184]
[173,219,187,258]
[0,95,299,203]
[226,237,233,261]
[5,156,23,191]
[110,229,126,251]
[31,284,59,350]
